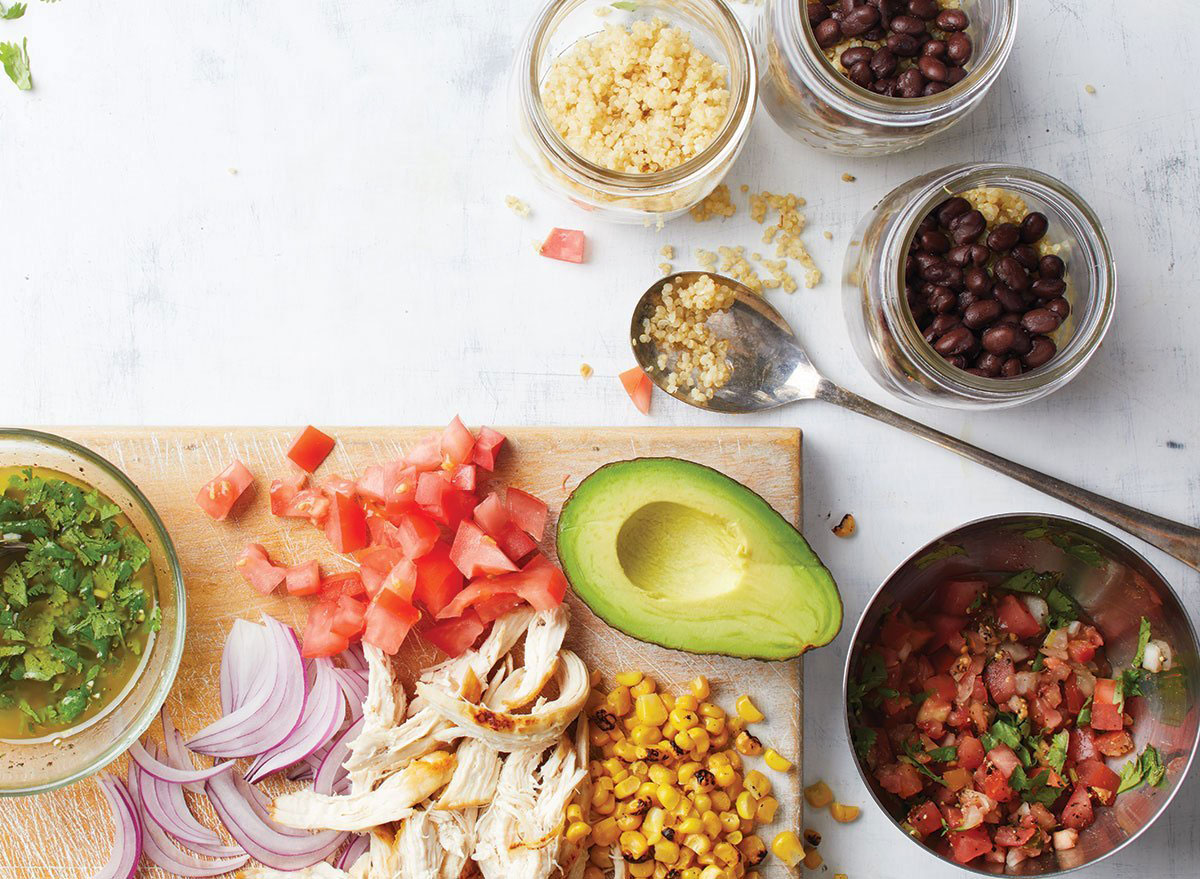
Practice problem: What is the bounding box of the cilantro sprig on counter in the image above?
[0,3,26,20]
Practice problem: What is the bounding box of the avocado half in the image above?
[556,457,842,661]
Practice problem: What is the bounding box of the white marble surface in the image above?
[1,0,1198,876]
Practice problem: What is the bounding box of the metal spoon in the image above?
[632,272,1200,572]
[0,540,29,561]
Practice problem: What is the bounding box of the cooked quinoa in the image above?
[960,186,1066,256]
[540,18,731,174]
[690,183,737,221]
[505,195,531,217]
[638,274,735,402]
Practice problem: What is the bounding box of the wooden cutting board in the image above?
[1,427,804,878]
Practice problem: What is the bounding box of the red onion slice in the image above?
[313,714,364,795]
[93,776,141,879]
[339,642,366,671]
[160,705,207,793]
[205,771,347,870]
[333,667,368,721]
[245,657,346,783]
[129,740,234,784]
[220,618,264,715]
[134,744,245,857]
[189,615,306,758]
[335,834,369,870]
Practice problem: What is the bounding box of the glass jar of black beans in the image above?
[842,164,1116,409]
[758,0,1018,155]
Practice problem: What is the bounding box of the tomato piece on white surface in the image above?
[235,543,287,595]
[539,228,586,263]
[287,425,336,473]
[196,460,255,520]
[619,367,653,415]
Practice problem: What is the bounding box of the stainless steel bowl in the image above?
[843,514,1199,875]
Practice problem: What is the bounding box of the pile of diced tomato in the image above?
[853,576,1132,868]
[200,419,567,660]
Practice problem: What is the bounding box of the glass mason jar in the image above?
[843,163,1116,409]
[757,0,1018,155]
[510,0,757,223]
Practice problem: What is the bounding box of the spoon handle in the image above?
[816,380,1200,572]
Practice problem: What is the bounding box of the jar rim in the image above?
[516,0,758,196]
[882,163,1116,402]
[778,0,1019,127]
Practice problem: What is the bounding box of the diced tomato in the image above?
[1030,694,1064,733]
[320,571,366,600]
[362,588,421,655]
[280,488,331,524]
[984,656,1017,703]
[948,826,992,864]
[877,762,924,799]
[908,801,944,838]
[986,744,1021,779]
[383,464,419,516]
[396,511,441,559]
[440,416,476,468]
[269,470,308,516]
[929,614,968,651]
[539,227,586,263]
[1029,802,1058,831]
[357,545,404,597]
[995,594,1042,639]
[473,492,510,536]
[938,579,986,616]
[917,696,952,729]
[1091,679,1124,731]
[619,367,653,415]
[471,427,506,471]
[506,488,548,540]
[994,825,1037,847]
[923,674,957,703]
[492,524,535,564]
[196,460,255,520]
[300,601,350,659]
[381,557,418,601]
[439,553,568,619]
[450,521,519,578]
[287,426,336,473]
[329,595,367,639]
[412,543,464,616]
[474,593,526,623]
[976,764,1015,804]
[284,560,321,596]
[323,475,356,497]
[1076,759,1121,799]
[451,464,476,492]
[421,609,487,657]
[1095,730,1134,758]
[355,465,389,503]
[1063,672,1087,714]
[942,767,972,791]
[1067,625,1104,665]
[325,491,369,554]
[1060,784,1094,830]
[235,543,286,595]
[957,735,985,771]
[405,438,443,472]
[415,471,457,524]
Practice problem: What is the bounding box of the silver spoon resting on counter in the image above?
[631,271,1200,572]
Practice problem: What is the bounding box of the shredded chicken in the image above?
[346,645,410,793]
[502,607,569,710]
[436,737,503,809]
[395,810,445,879]
[430,807,476,879]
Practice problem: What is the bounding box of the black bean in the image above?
[1011,244,1040,269]
[946,32,972,64]
[890,14,926,35]
[928,313,961,336]
[808,2,831,25]
[1023,336,1057,369]
[982,323,1017,354]
[975,352,1004,377]
[848,60,875,87]
[869,47,898,77]
[993,283,1024,313]
[918,55,950,82]
[871,77,897,95]
[945,66,967,84]
[947,245,973,267]
[814,17,843,48]
[936,197,971,226]
[957,289,979,311]
[996,312,1022,327]
[1044,297,1071,320]
[840,5,882,36]
[942,266,963,289]
[946,354,969,369]
[949,210,986,244]
[886,32,922,56]
[1039,254,1065,278]
[907,0,940,19]
[935,8,969,31]
[963,299,1002,329]
[922,38,947,57]
[1031,277,1066,299]
[1021,308,1060,335]
[994,256,1029,291]
[895,67,926,97]
[1001,357,1024,377]
[919,229,951,254]
[841,46,875,69]
[985,222,1021,252]
[929,286,957,313]
[863,25,889,40]
[963,266,993,295]
[969,244,991,265]
[934,326,976,356]
[1020,212,1049,243]
[1008,328,1033,356]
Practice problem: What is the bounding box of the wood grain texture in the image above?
[0,426,803,878]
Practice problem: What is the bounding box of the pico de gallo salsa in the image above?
[850,569,1172,870]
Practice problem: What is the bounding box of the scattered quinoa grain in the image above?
[690,184,737,221]
[841,172,856,183]
[505,195,531,217]
[658,262,673,274]
[750,189,821,288]
[541,18,731,173]
[638,274,735,402]
[580,363,594,379]
[823,230,833,241]
[1085,83,1097,95]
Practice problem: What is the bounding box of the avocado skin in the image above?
[556,457,843,661]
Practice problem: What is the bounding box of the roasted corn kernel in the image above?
[735,791,758,820]
[803,780,833,809]
[735,696,764,723]
[771,831,804,867]
[803,847,823,869]
[734,731,764,757]
[608,686,633,716]
[566,821,592,844]
[754,796,778,824]
[763,748,792,772]
[593,817,620,846]
[743,770,771,800]
[830,802,861,823]
[631,676,657,697]
[739,835,767,867]
[617,671,645,687]
[621,830,649,859]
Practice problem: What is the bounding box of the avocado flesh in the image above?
[557,458,842,661]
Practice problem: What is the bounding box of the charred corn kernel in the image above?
[608,686,633,716]
[735,696,764,723]
[726,830,743,846]
[637,782,658,800]
[740,818,756,836]
[593,797,616,816]
[676,693,700,712]
[593,776,614,796]
[683,834,711,856]
[699,867,727,879]
[616,776,643,799]
[687,728,711,755]
[649,764,675,786]
[723,750,743,771]
[643,807,666,838]
[657,784,681,810]
[629,862,654,878]
[763,749,792,772]
[830,802,861,823]
[630,760,649,777]
[589,727,611,747]
[566,821,592,844]
[631,724,663,746]
[718,811,740,832]
[670,707,700,730]
[734,731,764,757]
[593,817,620,846]
[567,804,585,822]
[636,694,669,726]
[714,841,738,865]
[754,795,778,824]
[614,741,639,762]
[735,791,758,820]
[692,792,713,813]
[699,703,725,720]
[677,816,704,835]
[706,752,730,768]
[703,715,726,736]
[803,847,823,869]
[712,764,737,788]
[744,771,771,799]
[631,676,657,697]
[803,780,834,809]
[584,867,605,879]
[688,676,711,700]
[690,769,716,792]
[771,831,804,867]
[621,830,650,859]
[677,762,703,785]
[617,671,644,687]
[674,731,693,753]
[701,810,722,837]
[710,730,730,750]
[727,715,746,734]
[617,812,644,832]
[711,791,731,811]
[654,839,681,863]
[739,835,768,867]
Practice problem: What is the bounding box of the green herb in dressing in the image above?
[0,467,158,739]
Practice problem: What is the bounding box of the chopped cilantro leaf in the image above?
[926,745,957,763]
[852,725,877,761]
[997,569,1060,596]
[1046,730,1069,775]
[1132,617,1152,667]
[1117,745,1167,793]
[914,543,966,569]
[849,650,888,712]
[0,3,27,21]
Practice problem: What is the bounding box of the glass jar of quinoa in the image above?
[757,0,1018,155]
[843,164,1115,409]
[511,0,757,223]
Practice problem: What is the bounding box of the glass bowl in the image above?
[510,0,758,223]
[0,429,186,796]
[843,514,1199,875]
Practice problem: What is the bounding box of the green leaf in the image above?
[849,650,888,711]
[852,725,877,761]
[1065,543,1105,567]
[1046,730,1069,775]
[0,38,32,89]
[56,684,88,723]
[1077,695,1092,727]
[1118,745,1167,793]
[0,3,26,21]
[926,745,957,763]
[21,646,67,681]
[1132,617,1152,667]
[996,569,1060,596]
[914,543,966,569]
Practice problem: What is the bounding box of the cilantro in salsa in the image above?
[0,467,158,738]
